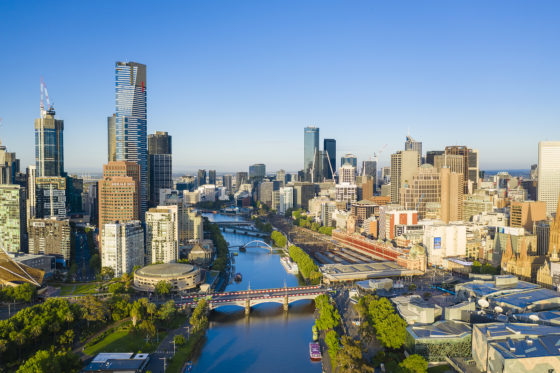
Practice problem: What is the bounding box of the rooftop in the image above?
[407,320,471,340]
[492,334,560,359]
[135,263,198,278]
[492,288,560,310]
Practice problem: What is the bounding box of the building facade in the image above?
[304,127,319,181]
[0,185,26,253]
[323,138,336,180]
[146,206,178,264]
[28,217,71,262]
[390,150,420,204]
[538,141,560,215]
[148,131,172,207]
[35,107,64,177]
[101,221,144,277]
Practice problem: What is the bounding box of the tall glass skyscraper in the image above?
[35,107,64,177]
[304,127,319,181]
[115,62,147,217]
[323,138,336,180]
[148,131,172,206]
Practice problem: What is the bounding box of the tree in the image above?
[146,302,157,321]
[17,349,80,373]
[375,313,407,349]
[158,300,176,321]
[108,282,125,295]
[78,296,108,327]
[337,336,373,373]
[190,299,209,333]
[89,254,101,274]
[139,320,156,339]
[325,330,340,362]
[173,334,186,346]
[399,354,428,373]
[155,281,172,297]
[100,267,115,280]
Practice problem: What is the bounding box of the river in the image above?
[191,213,322,373]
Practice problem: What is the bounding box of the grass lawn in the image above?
[84,323,165,356]
[57,282,100,296]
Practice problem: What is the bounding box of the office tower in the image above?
[35,105,64,177]
[146,205,179,264]
[98,162,140,237]
[35,177,66,218]
[101,221,144,277]
[28,217,71,262]
[467,149,479,190]
[115,61,147,217]
[440,168,464,223]
[444,146,471,194]
[536,221,550,256]
[276,170,286,185]
[339,164,357,184]
[361,159,377,190]
[323,139,336,180]
[509,201,546,233]
[401,165,440,220]
[223,175,233,193]
[0,140,19,185]
[197,169,207,186]
[340,153,358,168]
[26,166,37,227]
[549,198,560,255]
[0,185,26,253]
[292,182,316,210]
[405,134,422,161]
[236,172,248,189]
[208,170,216,185]
[390,150,420,205]
[531,164,538,180]
[148,131,172,207]
[258,181,280,207]
[304,127,319,182]
[311,150,329,183]
[107,114,116,162]
[279,187,294,215]
[426,151,444,166]
[335,184,358,205]
[249,164,266,181]
[434,154,465,175]
[360,176,375,200]
[538,141,560,215]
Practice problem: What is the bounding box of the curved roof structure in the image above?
[135,263,198,278]
[0,247,44,286]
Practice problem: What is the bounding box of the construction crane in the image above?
[40,77,52,118]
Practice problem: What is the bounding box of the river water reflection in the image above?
[191,213,321,373]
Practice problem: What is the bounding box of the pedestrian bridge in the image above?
[179,285,325,314]
[215,221,254,227]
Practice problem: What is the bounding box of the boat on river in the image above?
[309,342,321,361]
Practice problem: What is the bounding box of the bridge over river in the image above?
[178,285,325,315]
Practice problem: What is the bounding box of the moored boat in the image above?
[309,342,321,361]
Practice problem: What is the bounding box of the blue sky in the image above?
[0,1,559,174]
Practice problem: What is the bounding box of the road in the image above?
[145,321,192,373]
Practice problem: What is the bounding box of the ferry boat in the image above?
[280,256,299,274]
[309,342,321,361]
[234,273,243,282]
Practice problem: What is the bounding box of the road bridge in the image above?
[178,285,325,315]
[220,226,268,237]
[215,221,254,227]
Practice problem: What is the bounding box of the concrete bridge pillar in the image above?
[245,299,251,315]
[283,295,289,312]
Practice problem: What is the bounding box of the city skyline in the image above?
[1,1,560,173]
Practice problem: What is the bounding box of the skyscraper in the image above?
[444,146,470,194]
[148,131,172,207]
[0,185,26,253]
[361,159,377,191]
[0,140,19,185]
[405,134,422,161]
[390,150,420,205]
[340,154,358,168]
[249,164,266,181]
[107,114,116,162]
[440,168,464,223]
[101,221,144,277]
[115,61,147,217]
[35,106,64,177]
[538,141,560,215]
[208,170,217,185]
[304,127,319,182]
[35,177,67,219]
[197,169,206,186]
[146,205,179,264]
[323,139,336,180]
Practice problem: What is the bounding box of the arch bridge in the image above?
[230,240,275,252]
[179,285,325,315]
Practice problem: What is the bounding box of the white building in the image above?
[321,201,336,227]
[335,183,357,205]
[197,184,216,202]
[339,164,356,184]
[423,222,467,266]
[538,141,560,215]
[101,221,144,277]
[278,187,294,215]
[146,205,179,264]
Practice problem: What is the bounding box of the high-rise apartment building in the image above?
[405,134,422,161]
[440,167,464,223]
[28,217,71,262]
[223,174,233,193]
[148,131,172,207]
[0,185,26,253]
[115,61,147,217]
[401,165,441,220]
[235,172,248,189]
[276,170,286,185]
[340,154,358,168]
[323,139,336,180]
[279,187,294,215]
[146,205,178,264]
[184,207,203,242]
[35,176,66,218]
[390,150,420,204]
[101,220,144,277]
[26,166,37,227]
[304,127,319,182]
[538,141,560,216]
[98,162,140,237]
[107,114,116,162]
[197,169,206,186]
[35,106,64,177]
[249,164,266,181]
